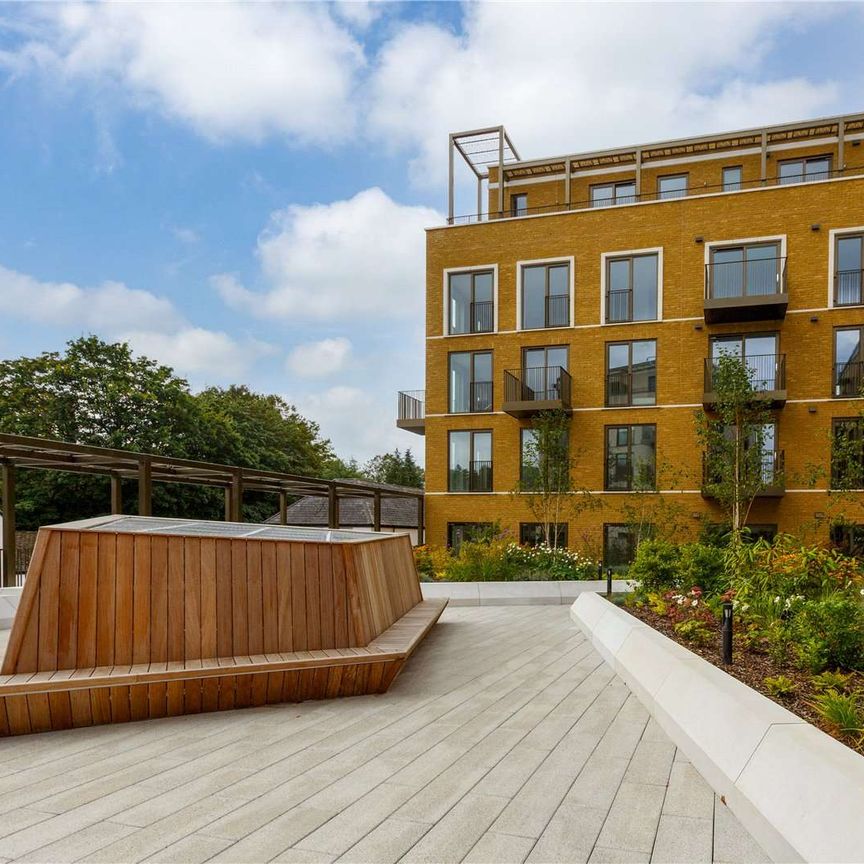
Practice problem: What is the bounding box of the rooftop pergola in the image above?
[0,433,424,586]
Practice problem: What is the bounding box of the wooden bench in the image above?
[0,517,446,736]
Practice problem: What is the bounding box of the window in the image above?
[521,262,570,329]
[832,418,864,489]
[778,154,831,185]
[511,194,528,217]
[606,340,656,406]
[707,242,782,299]
[522,345,568,401]
[448,430,492,492]
[710,333,780,392]
[722,166,743,192]
[447,523,493,551]
[706,423,780,487]
[449,351,493,413]
[590,181,636,208]
[605,253,659,323]
[448,270,494,335]
[834,327,864,397]
[520,523,568,548]
[605,424,656,491]
[835,233,863,306]
[520,426,569,490]
[657,174,688,200]
[603,524,638,570]
[830,523,864,557]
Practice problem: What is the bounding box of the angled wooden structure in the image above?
[0,516,445,736]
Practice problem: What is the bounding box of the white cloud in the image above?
[286,337,352,379]
[171,226,200,245]
[214,187,440,321]
[333,1,382,31]
[6,3,364,145]
[0,263,270,386]
[366,4,841,190]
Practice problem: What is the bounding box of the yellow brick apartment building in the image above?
[397,113,864,564]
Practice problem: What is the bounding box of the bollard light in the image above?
[721,601,733,664]
[606,567,613,599]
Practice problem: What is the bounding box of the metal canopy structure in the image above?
[0,433,424,586]
[449,126,521,223]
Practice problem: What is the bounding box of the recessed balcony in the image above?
[502,367,572,418]
[396,390,425,434]
[702,450,785,498]
[703,354,787,408]
[704,257,788,324]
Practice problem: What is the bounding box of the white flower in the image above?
[691,600,698,607]
[741,604,750,612]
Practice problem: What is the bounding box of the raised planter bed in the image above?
[572,591,864,864]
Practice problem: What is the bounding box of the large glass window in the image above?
[707,243,782,299]
[521,262,570,329]
[590,181,637,208]
[708,423,779,487]
[511,194,528,217]
[835,234,863,307]
[832,419,864,489]
[606,340,656,406]
[448,270,494,335]
[657,174,688,200]
[834,327,864,397]
[603,524,638,570]
[449,351,493,413]
[605,253,658,323]
[447,523,493,551]
[778,155,831,185]
[605,424,656,491]
[522,345,568,401]
[520,523,568,548]
[710,333,780,392]
[520,426,569,490]
[722,166,743,192]
[448,430,492,492]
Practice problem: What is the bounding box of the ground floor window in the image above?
[603,524,637,570]
[519,522,568,548]
[830,523,864,557]
[447,522,493,551]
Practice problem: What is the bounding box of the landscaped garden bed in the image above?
[621,535,864,754]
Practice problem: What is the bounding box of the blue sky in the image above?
[0,1,862,462]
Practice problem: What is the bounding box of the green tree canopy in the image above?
[363,448,424,488]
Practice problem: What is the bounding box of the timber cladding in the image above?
[0,518,442,736]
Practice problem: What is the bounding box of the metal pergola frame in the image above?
[0,433,424,586]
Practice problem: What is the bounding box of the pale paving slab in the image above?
[0,606,766,864]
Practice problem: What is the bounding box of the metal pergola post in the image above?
[416,495,425,547]
[1,461,16,587]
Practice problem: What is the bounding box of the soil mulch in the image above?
[621,601,863,753]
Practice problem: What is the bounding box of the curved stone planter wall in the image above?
[571,591,864,864]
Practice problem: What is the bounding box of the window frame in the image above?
[605,339,657,407]
[831,417,864,490]
[704,235,786,300]
[830,230,864,308]
[777,153,832,185]
[604,423,657,491]
[447,429,493,493]
[603,523,639,570]
[590,180,637,208]
[448,350,493,414]
[443,265,497,337]
[722,165,743,192]
[519,522,569,548]
[520,426,570,490]
[511,193,528,217]
[833,325,864,398]
[657,173,688,200]
[600,248,663,325]
[516,257,574,331]
[447,522,493,551]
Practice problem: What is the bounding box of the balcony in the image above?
[835,270,863,307]
[396,390,425,434]
[702,450,785,498]
[703,257,788,324]
[451,381,493,414]
[834,361,864,398]
[502,366,572,418]
[449,460,493,493]
[605,369,656,407]
[703,354,786,408]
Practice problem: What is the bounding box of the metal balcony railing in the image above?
[450,381,493,413]
[545,294,570,327]
[705,257,787,300]
[835,270,863,306]
[704,354,786,395]
[703,450,785,492]
[605,369,657,407]
[470,300,494,333]
[449,460,493,493]
[397,390,425,421]
[834,361,864,398]
[503,366,572,407]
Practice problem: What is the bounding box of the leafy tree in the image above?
[319,455,367,481]
[618,459,690,547]
[363,448,424,488]
[694,353,778,544]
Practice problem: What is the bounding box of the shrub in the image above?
[628,539,681,593]
[810,689,864,742]
[678,543,728,596]
[763,675,797,699]
[502,543,597,580]
[811,670,854,693]
[674,619,713,645]
[789,596,864,673]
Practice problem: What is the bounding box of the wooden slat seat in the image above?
[0,518,445,736]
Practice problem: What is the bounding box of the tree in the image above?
[363,449,424,488]
[511,408,600,549]
[0,337,338,527]
[618,459,690,547]
[694,353,778,544]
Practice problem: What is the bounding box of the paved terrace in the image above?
[0,607,767,864]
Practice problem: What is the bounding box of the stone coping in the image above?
[421,579,632,606]
[571,591,864,864]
